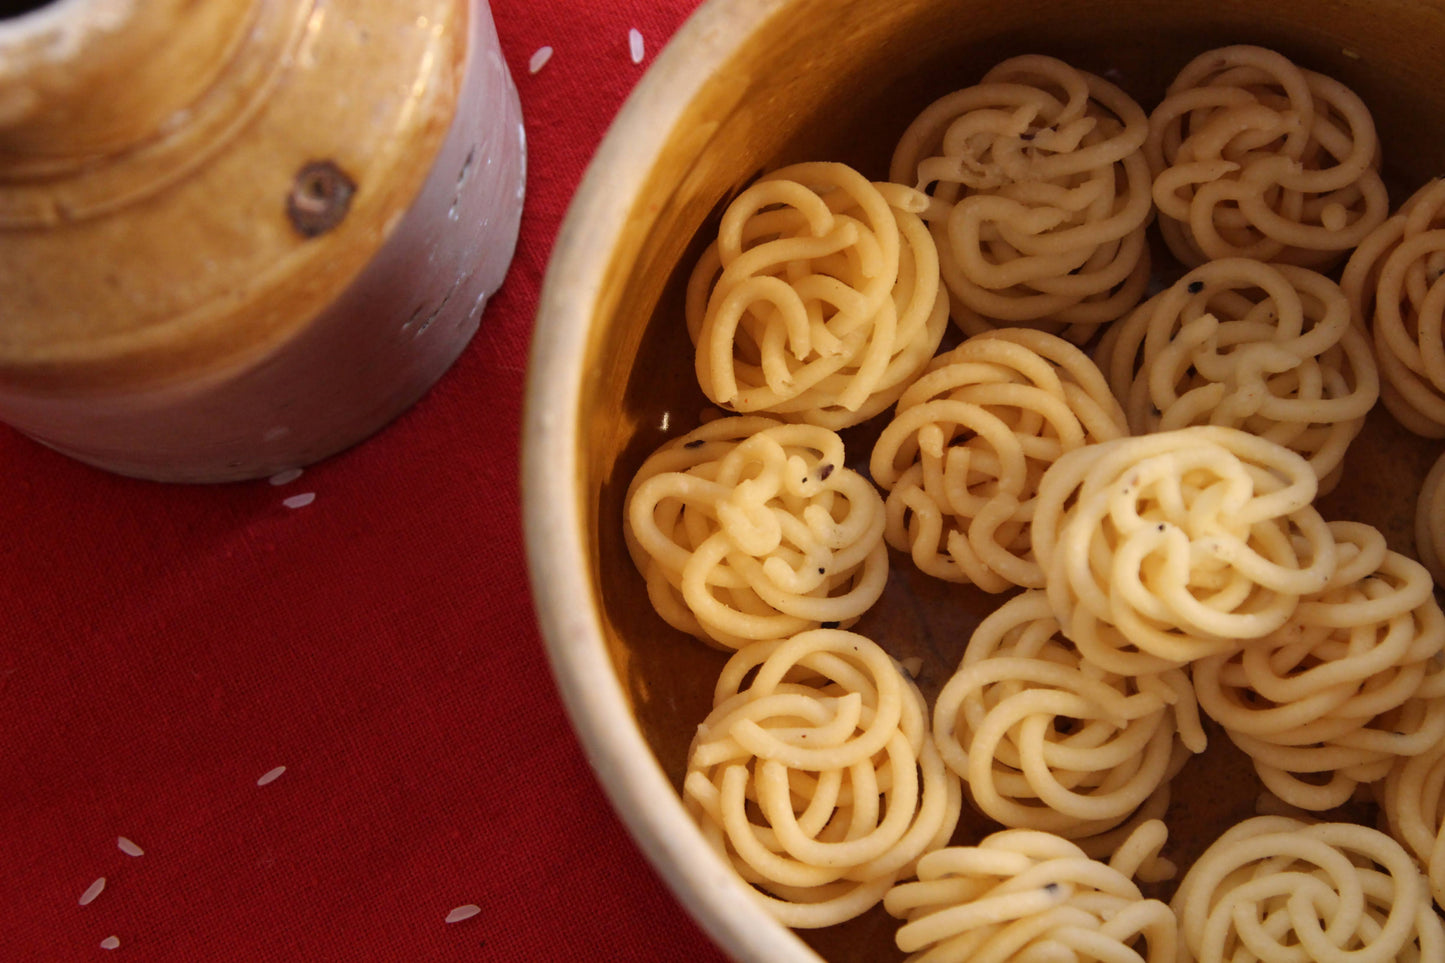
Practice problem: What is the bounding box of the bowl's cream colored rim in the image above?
[521,1,824,960]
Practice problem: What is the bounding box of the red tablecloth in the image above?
[3,2,733,959]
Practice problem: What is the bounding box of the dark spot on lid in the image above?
[819,463,835,480]
[683,438,706,449]
[1187,280,1205,294]
[287,160,356,238]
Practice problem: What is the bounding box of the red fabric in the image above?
[2,2,731,960]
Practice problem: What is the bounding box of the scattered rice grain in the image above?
[628,28,644,64]
[256,765,287,786]
[117,836,144,857]
[268,467,304,486]
[282,492,316,509]
[446,904,482,924]
[79,877,105,906]
[528,46,552,74]
[100,937,121,950]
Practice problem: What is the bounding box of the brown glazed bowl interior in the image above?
[522,1,1445,960]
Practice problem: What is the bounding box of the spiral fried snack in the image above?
[624,417,888,650]
[882,821,1178,963]
[683,630,962,928]
[1146,44,1389,271]
[932,591,1205,843]
[1173,816,1445,962]
[1032,426,1337,676]
[869,329,1128,592]
[686,161,949,429]
[1096,257,1378,494]
[1339,177,1445,436]
[1192,521,1445,811]
[890,54,1152,340]
[1416,449,1445,587]
[1381,737,1445,910]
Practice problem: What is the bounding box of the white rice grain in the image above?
[528,45,552,74]
[268,467,304,486]
[256,765,287,786]
[282,492,316,509]
[117,836,144,857]
[628,28,644,64]
[445,904,482,924]
[79,877,106,906]
[100,936,121,950]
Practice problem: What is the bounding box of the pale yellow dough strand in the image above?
[1415,448,1445,586]
[1381,737,1445,910]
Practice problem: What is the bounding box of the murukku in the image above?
[891,54,1152,341]
[1147,44,1388,270]
[1032,426,1337,676]
[684,629,962,928]
[932,591,1204,842]
[870,328,1127,592]
[882,821,1177,962]
[687,161,949,429]
[1192,521,1445,811]
[1340,177,1445,436]
[1172,816,1444,962]
[624,416,888,649]
[1096,257,1378,493]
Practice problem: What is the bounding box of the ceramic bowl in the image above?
[522,1,1444,959]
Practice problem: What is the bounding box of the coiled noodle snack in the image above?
[932,591,1204,842]
[1032,426,1337,676]
[687,161,949,429]
[1381,737,1445,910]
[1416,449,1445,587]
[683,629,962,927]
[1146,44,1389,270]
[869,329,1128,592]
[1096,257,1378,493]
[1192,521,1445,811]
[625,416,888,649]
[1172,815,1445,962]
[1340,177,1445,437]
[882,821,1178,962]
[890,55,1153,341]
